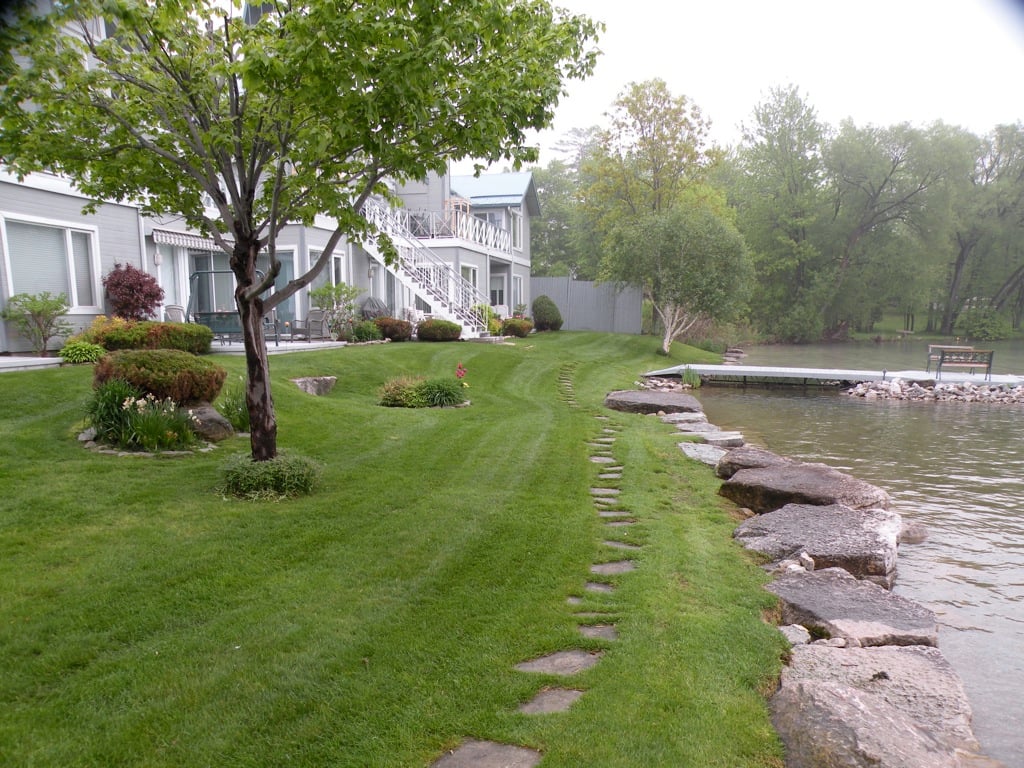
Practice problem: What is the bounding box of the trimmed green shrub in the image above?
[74,316,213,354]
[374,316,413,342]
[103,263,164,320]
[418,378,466,407]
[416,318,462,341]
[220,452,323,500]
[94,349,227,404]
[532,295,563,331]
[60,339,106,364]
[351,319,384,342]
[500,318,534,337]
[379,376,428,408]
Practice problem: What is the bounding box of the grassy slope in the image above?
[0,332,785,767]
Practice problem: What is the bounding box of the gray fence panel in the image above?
[530,278,641,334]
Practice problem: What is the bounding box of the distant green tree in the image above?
[602,187,751,355]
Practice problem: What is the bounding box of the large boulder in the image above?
[603,389,702,415]
[734,503,901,587]
[719,461,891,513]
[766,568,938,647]
[715,445,794,479]
[770,644,1004,768]
[188,401,234,442]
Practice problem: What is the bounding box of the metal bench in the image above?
[925,344,974,372]
[936,348,994,380]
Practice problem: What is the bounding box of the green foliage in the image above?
[373,316,413,342]
[681,366,702,388]
[102,263,164,320]
[957,306,1012,341]
[378,376,428,408]
[220,452,323,500]
[0,0,599,461]
[531,294,564,331]
[215,376,251,432]
[501,317,534,337]
[416,318,462,341]
[73,316,213,354]
[418,377,467,407]
[93,349,227,404]
[59,339,106,364]
[310,282,363,336]
[351,319,384,342]
[86,378,142,446]
[0,291,71,356]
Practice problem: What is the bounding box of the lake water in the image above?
[695,340,1024,766]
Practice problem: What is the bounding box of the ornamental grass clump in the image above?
[215,376,250,432]
[220,452,323,500]
[60,339,106,364]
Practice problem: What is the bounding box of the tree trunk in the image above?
[940,235,975,335]
[233,238,278,462]
[240,296,277,461]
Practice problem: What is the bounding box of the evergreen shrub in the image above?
[531,295,563,331]
[94,349,227,404]
[378,376,428,408]
[416,318,462,341]
[500,318,533,337]
[74,316,213,354]
[351,320,384,342]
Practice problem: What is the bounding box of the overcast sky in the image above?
[456,0,1024,171]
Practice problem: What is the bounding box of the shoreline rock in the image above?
[612,382,1004,767]
[847,378,1024,404]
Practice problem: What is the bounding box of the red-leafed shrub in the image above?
[103,263,165,320]
[374,316,413,342]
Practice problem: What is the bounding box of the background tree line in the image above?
[531,82,1024,344]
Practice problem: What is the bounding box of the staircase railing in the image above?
[361,198,490,334]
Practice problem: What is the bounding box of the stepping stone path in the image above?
[431,386,642,767]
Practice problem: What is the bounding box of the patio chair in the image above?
[290,308,331,341]
[164,304,186,323]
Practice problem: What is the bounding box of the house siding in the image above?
[0,177,144,353]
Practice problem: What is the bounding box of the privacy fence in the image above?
[529,278,642,335]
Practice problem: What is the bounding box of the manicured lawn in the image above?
[0,332,786,767]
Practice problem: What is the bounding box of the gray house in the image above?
[0,165,538,353]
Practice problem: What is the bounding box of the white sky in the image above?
[455,0,1024,171]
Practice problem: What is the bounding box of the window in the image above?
[2,217,100,309]
[460,264,478,288]
[474,210,505,230]
[511,208,523,250]
[512,276,524,311]
[490,274,505,307]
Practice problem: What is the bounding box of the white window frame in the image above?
[460,264,478,288]
[511,208,523,250]
[1,212,103,312]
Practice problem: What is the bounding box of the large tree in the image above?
[0,0,599,460]
[602,186,751,354]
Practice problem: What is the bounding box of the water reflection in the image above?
[695,341,1024,765]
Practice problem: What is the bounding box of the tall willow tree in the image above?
[0,0,599,460]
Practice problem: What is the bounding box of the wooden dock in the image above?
[645,364,1024,387]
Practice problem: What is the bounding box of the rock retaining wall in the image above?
[606,385,1005,768]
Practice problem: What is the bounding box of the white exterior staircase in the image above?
[360,198,489,337]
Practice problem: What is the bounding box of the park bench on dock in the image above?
[925,344,974,372]
[936,348,994,380]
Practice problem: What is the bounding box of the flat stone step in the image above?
[590,560,636,576]
[431,739,541,767]
[579,624,618,641]
[518,688,584,714]
[585,581,614,593]
[515,649,603,675]
[604,540,641,551]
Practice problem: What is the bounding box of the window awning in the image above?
[151,228,226,251]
